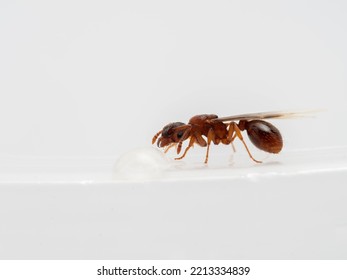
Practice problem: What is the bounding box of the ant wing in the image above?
[215,110,319,122]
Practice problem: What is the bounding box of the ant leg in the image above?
[226,122,237,152]
[175,137,195,160]
[231,123,262,163]
[205,129,215,164]
[177,141,183,155]
[230,134,237,152]
[195,132,207,147]
[176,127,192,154]
[164,143,176,153]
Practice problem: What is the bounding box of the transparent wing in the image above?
[214,110,319,123]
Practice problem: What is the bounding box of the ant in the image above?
[152,111,300,164]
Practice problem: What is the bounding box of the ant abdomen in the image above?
[243,120,283,154]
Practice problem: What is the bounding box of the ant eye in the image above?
[162,122,185,138]
[176,131,184,139]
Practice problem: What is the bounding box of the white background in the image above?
[1,0,347,261]
[1,0,346,158]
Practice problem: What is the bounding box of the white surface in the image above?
[0,146,346,183]
[1,147,347,259]
[1,1,347,260]
[2,176,347,259]
[113,147,170,181]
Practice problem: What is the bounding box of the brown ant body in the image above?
[152,111,299,164]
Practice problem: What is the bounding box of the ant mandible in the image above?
[152,111,299,164]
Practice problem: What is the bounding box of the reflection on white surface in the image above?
[0,146,346,183]
[113,147,170,181]
[0,146,347,259]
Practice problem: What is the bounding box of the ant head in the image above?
[157,122,189,147]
